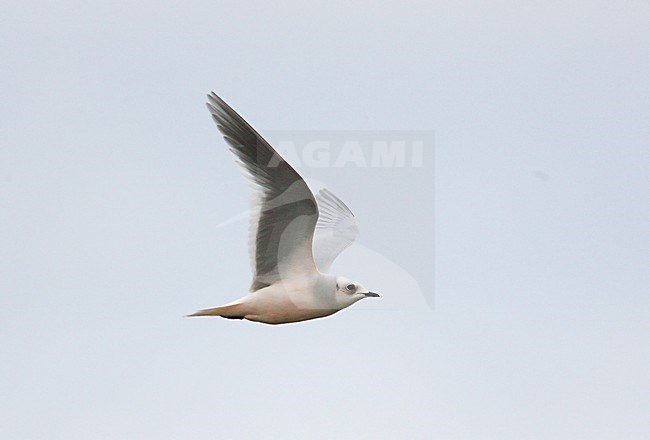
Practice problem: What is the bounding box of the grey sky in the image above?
[2,1,649,439]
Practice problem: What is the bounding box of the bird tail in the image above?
[187,303,246,320]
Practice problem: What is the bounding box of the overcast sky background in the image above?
[2,1,649,439]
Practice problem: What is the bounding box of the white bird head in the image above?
[334,276,380,307]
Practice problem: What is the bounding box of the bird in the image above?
[189,92,379,324]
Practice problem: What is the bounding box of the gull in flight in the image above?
[189,93,379,324]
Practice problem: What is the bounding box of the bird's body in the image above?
[193,274,341,324]
[190,93,379,325]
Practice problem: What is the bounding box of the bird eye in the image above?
[346,284,356,291]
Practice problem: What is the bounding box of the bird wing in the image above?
[312,188,360,273]
[206,92,319,291]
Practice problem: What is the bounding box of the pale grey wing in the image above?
[312,188,360,273]
[206,92,319,292]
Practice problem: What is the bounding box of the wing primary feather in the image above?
[312,188,360,272]
[206,92,319,291]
